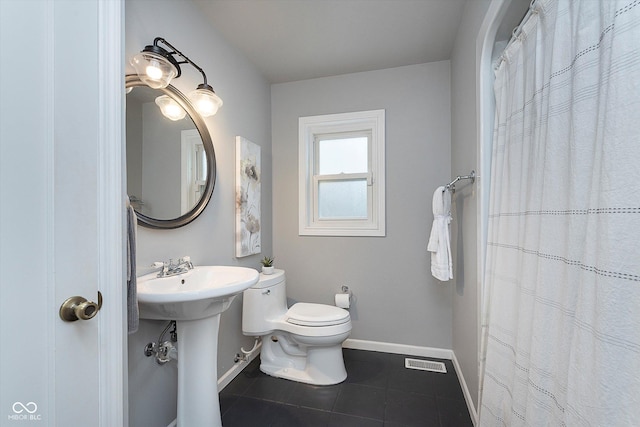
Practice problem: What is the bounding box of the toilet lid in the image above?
[286,303,350,327]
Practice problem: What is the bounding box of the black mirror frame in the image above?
[125,74,216,229]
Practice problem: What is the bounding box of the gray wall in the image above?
[125,1,271,426]
[450,0,492,412]
[272,62,453,349]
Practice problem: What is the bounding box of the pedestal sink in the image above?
[137,266,259,427]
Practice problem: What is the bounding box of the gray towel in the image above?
[127,202,139,334]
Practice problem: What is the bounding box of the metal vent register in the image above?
[404,358,447,373]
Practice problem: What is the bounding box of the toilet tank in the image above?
[242,269,288,336]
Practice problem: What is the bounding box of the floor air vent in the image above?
[404,358,447,373]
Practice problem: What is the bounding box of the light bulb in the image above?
[188,87,223,117]
[146,60,164,80]
[155,95,186,121]
[131,52,178,89]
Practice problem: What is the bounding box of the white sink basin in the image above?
[137,265,259,321]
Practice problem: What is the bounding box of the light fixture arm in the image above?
[153,37,211,89]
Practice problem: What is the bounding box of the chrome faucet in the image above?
[152,256,194,278]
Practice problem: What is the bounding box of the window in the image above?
[299,110,385,236]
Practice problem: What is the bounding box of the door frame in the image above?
[96,0,126,424]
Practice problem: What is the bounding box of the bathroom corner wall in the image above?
[272,62,452,350]
[450,0,492,412]
[125,1,271,426]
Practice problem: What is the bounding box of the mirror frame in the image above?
[125,74,216,229]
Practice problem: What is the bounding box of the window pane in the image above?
[318,137,368,174]
[318,179,367,219]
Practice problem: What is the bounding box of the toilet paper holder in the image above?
[335,285,352,309]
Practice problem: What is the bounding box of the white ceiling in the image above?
[194,0,467,84]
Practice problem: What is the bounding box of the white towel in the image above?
[427,186,453,281]
[127,199,139,334]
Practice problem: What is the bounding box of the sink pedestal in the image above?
[177,314,222,427]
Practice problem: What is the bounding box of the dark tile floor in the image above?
[220,349,473,426]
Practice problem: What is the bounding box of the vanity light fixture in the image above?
[131,37,223,118]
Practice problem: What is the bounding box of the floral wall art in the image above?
[235,136,261,257]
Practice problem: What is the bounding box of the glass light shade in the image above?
[188,88,223,117]
[131,52,178,89]
[155,95,187,121]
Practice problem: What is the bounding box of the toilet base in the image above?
[259,333,348,385]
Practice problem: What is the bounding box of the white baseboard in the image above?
[218,342,262,391]
[451,352,479,426]
[343,338,453,360]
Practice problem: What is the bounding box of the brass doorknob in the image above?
[59,292,102,321]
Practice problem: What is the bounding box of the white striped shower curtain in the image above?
[480,0,640,425]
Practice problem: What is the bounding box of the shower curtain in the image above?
[479,0,640,425]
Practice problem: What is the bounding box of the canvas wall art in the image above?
[235,136,261,257]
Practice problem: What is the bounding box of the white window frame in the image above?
[299,109,385,236]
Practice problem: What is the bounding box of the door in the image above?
[181,129,207,214]
[0,1,124,425]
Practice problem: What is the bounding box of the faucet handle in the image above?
[152,261,170,277]
[178,256,194,269]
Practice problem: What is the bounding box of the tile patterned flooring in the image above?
[220,349,474,426]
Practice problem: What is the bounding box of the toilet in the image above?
[242,269,352,385]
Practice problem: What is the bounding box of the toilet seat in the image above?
[286,303,350,327]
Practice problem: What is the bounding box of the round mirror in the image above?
[125,74,216,228]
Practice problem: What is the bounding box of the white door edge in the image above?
[97,0,126,425]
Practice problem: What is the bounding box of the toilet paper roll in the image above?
[335,293,351,309]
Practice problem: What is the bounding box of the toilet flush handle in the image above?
[262,289,270,295]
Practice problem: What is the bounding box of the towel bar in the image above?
[445,170,475,192]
